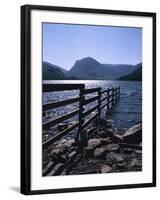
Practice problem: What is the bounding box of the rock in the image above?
[57,123,68,131]
[67,151,77,160]
[50,148,62,161]
[122,148,133,154]
[135,150,142,154]
[106,143,120,152]
[100,165,112,173]
[100,137,111,145]
[42,161,55,176]
[131,158,141,167]
[106,129,123,143]
[48,163,64,176]
[122,123,142,144]
[50,148,67,163]
[63,139,75,148]
[88,139,101,149]
[59,155,67,163]
[65,154,82,173]
[105,129,114,137]
[60,169,67,175]
[117,162,126,169]
[50,149,61,157]
[112,134,124,143]
[98,130,107,138]
[117,128,127,135]
[107,152,124,163]
[83,147,94,158]
[86,127,96,135]
[119,142,142,150]
[94,147,106,159]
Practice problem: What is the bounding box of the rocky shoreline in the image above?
[43,120,142,176]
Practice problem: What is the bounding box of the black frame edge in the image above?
[23,4,156,17]
[20,4,156,195]
[20,5,31,195]
[27,183,154,195]
[152,13,156,187]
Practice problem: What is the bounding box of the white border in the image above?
[31,10,153,190]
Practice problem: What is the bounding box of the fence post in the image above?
[97,87,101,120]
[111,88,114,108]
[77,84,87,146]
[107,89,110,111]
[118,87,120,99]
[115,87,118,103]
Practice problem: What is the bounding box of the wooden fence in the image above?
[43,84,120,148]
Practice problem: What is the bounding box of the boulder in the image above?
[88,139,101,149]
[122,123,142,144]
[94,147,106,159]
[107,152,124,163]
[106,143,120,152]
[100,165,112,173]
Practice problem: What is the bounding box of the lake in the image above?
[43,80,142,131]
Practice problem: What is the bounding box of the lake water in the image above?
[43,80,142,131]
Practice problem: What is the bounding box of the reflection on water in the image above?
[43,80,142,129]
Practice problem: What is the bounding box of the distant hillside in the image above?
[118,63,142,81]
[43,61,69,80]
[43,58,141,80]
[68,57,139,80]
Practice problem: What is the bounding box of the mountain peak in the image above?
[76,57,100,64]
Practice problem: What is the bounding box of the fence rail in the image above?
[42,84,120,148]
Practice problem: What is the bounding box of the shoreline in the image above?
[42,120,142,176]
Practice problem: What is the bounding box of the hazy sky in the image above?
[43,23,142,70]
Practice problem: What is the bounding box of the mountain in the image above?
[43,58,141,80]
[43,61,68,80]
[118,63,142,81]
[68,57,140,80]
[69,57,107,79]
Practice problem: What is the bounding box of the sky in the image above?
[43,23,142,70]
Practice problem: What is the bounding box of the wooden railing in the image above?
[43,84,120,148]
